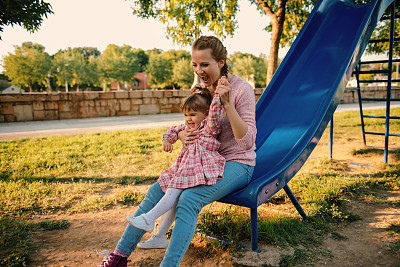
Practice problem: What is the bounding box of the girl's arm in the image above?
[207,94,223,136]
[163,124,186,144]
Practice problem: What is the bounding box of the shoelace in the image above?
[96,250,114,267]
[96,249,131,267]
[96,249,111,257]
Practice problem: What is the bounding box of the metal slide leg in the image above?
[329,116,333,159]
[250,208,260,252]
[283,185,308,219]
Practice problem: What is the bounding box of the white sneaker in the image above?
[126,215,155,232]
[137,235,168,249]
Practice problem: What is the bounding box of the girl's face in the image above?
[184,108,208,130]
[192,48,225,92]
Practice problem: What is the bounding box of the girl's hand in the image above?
[215,76,232,107]
[178,128,199,146]
[162,139,173,152]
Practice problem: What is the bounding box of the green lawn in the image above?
[1,108,399,266]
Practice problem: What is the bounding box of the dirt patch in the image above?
[315,191,400,267]
[28,188,400,267]
[29,135,400,266]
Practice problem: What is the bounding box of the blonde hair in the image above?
[192,36,229,77]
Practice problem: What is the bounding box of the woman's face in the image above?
[192,48,225,91]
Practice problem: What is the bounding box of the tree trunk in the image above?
[254,0,287,85]
[266,1,287,84]
[29,83,32,93]
[47,77,52,93]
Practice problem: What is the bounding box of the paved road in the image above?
[1,102,399,140]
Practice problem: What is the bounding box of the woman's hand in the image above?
[215,76,232,107]
[162,139,173,153]
[178,128,199,146]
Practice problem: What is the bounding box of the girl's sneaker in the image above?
[126,215,155,232]
[97,250,129,267]
[137,235,168,249]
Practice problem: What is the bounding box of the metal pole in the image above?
[283,185,307,219]
[384,2,395,163]
[250,208,259,252]
[356,64,367,145]
[330,116,333,159]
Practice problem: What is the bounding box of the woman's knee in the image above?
[176,190,203,217]
[136,182,164,214]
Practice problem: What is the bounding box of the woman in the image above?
[97,35,257,267]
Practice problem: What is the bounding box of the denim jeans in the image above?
[116,161,254,267]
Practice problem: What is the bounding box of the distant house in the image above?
[2,85,24,93]
[110,72,150,90]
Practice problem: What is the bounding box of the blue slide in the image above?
[219,0,394,250]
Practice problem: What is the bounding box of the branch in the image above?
[253,0,275,18]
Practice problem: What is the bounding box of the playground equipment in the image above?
[219,0,396,252]
[330,2,400,164]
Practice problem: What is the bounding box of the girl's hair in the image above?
[192,36,229,77]
[181,86,212,113]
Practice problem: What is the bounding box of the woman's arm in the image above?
[215,76,249,140]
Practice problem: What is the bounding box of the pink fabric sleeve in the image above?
[162,124,186,144]
[206,94,223,136]
[234,84,257,150]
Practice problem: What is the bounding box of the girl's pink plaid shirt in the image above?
[158,94,225,192]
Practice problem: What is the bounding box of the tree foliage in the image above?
[230,52,267,88]
[129,0,318,84]
[0,0,53,38]
[173,58,194,89]
[97,44,141,90]
[52,47,100,91]
[3,42,51,92]
[130,0,239,46]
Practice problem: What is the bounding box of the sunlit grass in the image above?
[0,107,399,266]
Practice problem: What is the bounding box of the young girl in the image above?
[125,85,225,249]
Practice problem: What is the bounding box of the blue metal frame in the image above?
[215,0,394,252]
[354,1,399,164]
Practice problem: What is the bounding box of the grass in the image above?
[0,107,399,266]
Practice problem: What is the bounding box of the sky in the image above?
[0,0,387,73]
[0,0,278,72]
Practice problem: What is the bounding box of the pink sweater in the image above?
[217,75,256,166]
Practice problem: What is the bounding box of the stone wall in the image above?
[341,86,400,104]
[1,86,398,123]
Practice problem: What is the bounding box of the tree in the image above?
[130,0,318,84]
[252,0,317,83]
[0,0,53,38]
[131,0,238,46]
[146,52,174,89]
[132,48,149,72]
[3,42,51,92]
[173,58,194,89]
[97,44,141,91]
[366,18,400,57]
[230,52,267,88]
[52,50,74,92]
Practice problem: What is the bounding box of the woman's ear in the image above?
[218,59,225,69]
